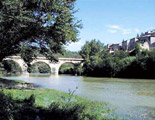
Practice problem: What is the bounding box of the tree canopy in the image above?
[79,40,105,75]
[0,0,81,61]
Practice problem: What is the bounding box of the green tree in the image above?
[114,50,129,59]
[0,0,81,61]
[129,44,141,56]
[54,50,82,58]
[59,63,74,74]
[79,40,104,75]
[30,62,51,73]
[79,40,132,77]
[2,60,22,73]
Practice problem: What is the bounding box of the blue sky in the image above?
[66,0,155,51]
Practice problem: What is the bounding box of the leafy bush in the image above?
[2,60,22,73]
[29,62,51,73]
[0,91,112,120]
[80,40,155,78]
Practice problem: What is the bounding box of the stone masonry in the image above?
[107,30,155,53]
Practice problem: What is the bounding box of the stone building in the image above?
[107,30,155,53]
[139,36,155,50]
[128,38,139,50]
[107,43,122,53]
[122,40,130,51]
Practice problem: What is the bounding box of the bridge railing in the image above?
[5,56,83,61]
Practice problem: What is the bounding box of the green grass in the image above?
[0,78,119,119]
[1,88,118,119]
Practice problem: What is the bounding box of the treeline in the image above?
[2,39,155,78]
[79,40,155,79]
[54,50,82,58]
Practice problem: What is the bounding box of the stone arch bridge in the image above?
[4,56,83,75]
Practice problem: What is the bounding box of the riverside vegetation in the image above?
[52,39,155,79]
[79,40,155,78]
[1,0,151,119]
[2,39,155,79]
[0,78,118,120]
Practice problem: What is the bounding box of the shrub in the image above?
[0,91,111,120]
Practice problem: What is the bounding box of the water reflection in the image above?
[1,74,155,120]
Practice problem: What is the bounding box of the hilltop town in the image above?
[107,30,155,53]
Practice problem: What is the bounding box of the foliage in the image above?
[117,50,155,78]
[1,87,115,120]
[2,60,22,73]
[59,63,74,74]
[79,39,104,76]
[129,44,141,56]
[0,0,81,61]
[59,63,83,75]
[74,63,83,75]
[20,45,39,67]
[29,62,51,73]
[54,50,82,58]
[80,39,155,78]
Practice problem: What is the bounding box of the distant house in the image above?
[107,43,122,53]
[128,38,139,51]
[122,40,130,51]
[138,31,155,50]
[107,30,155,53]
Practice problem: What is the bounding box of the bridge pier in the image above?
[22,71,29,75]
[55,68,59,76]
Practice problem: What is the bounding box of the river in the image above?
[2,74,155,120]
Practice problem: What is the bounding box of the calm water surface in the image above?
[2,74,155,120]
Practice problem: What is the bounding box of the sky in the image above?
[66,0,155,51]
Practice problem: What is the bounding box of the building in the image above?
[107,30,155,53]
[128,38,139,50]
[122,40,130,51]
[139,36,155,50]
[107,43,122,53]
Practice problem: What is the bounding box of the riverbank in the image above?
[0,78,118,120]
[0,78,36,89]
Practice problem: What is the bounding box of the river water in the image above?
[2,74,155,120]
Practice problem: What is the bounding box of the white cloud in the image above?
[107,24,139,35]
[108,25,121,29]
[108,29,117,34]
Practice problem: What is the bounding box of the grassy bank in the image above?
[0,78,118,120]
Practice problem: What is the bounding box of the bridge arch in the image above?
[3,56,28,74]
[3,56,83,75]
[30,61,52,73]
[31,60,54,73]
[58,61,80,75]
[2,60,22,73]
[55,60,83,75]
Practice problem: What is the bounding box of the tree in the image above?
[79,40,104,75]
[2,60,22,73]
[129,44,141,56]
[29,62,51,73]
[54,50,81,58]
[0,0,81,61]
[114,50,129,59]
